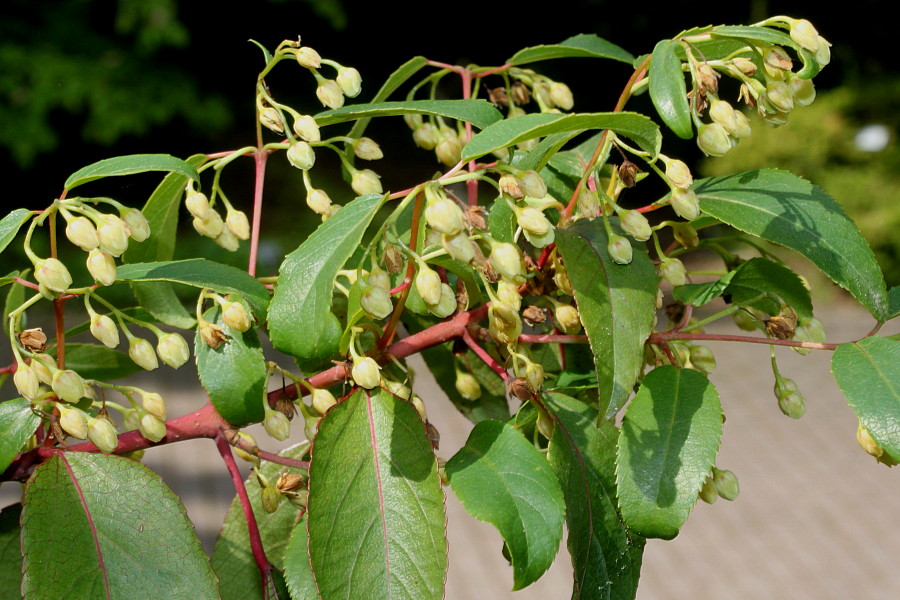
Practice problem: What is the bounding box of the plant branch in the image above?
[248,149,271,277]
[650,330,838,350]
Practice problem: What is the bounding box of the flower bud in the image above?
[525,362,545,393]
[225,210,250,240]
[415,265,442,305]
[259,106,284,133]
[660,258,687,286]
[52,369,86,403]
[732,111,752,139]
[31,356,54,385]
[413,123,439,150]
[619,209,652,242]
[311,388,337,415]
[671,222,700,249]
[14,363,40,400]
[34,258,73,293]
[222,300,252,332]
[352,356,381,389]
[499,174,524,199]
[435,132,463,167]
[140,391,167,420]
[536,410,555,439]
[709,99,739,135]
[306,188,332,214]
[352,137,383,161]
[351,169,383,196]
[97,215,129,257]
[261,485,282,514]
[732,309,762,332]
[304,417,320,442]
[856,423,881,458]
[663,158,693,189]
[517,171,547,200]
[549,82,574,110]
[696,63,719,94]
[442,232,476,264]
[765,81,794,113]
[688,344,717,374]
[713,468,740,501]
[156,332,190,368]
[778,389,807,419]
[428,283,456,318]
[516,207,552,236]
[555,304,582,334]
[425,198,465,235]
[139,413,167,443]
[121,208,150,242]
[367,267,391,292]
[815,37,831,67]
[607,234,633,265]
[316,80,344,110]
[59,406,88,439]
[65,216,100,251]
[731,56,757,76]
[789,77,816,107]
[286,141,316,170]
[764,46,793,73]
[360,285,393,319]
[129,337,159,371]
[671,188,700,221]
[192,209,224,239]
[454,371,481,400]
[185,192,212,220]
[699,472,718,504]
[490,243,524,283]
[336,66,362,98]
[496,280,522,312]
[294,46,321,69]
[87,417,119,453]
[90,313,120,348]
[410,395,426,420]
[488,302,522,345]
[292,114,320,142]
[214,226,240,252]
[523,227,554,249]
[263,408,291,441]
[86,249,117,287]
[199,322,227,349]
[697,123,733,157]
[789,19,820,53]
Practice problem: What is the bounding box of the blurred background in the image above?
[1,0,899,598]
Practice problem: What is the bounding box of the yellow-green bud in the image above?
[139,413,167,443]
[670,188,700,221]
[65,216,100,251]
[156,332,190,369]
[86,249,117,287]
[671,222,700,249]
[765,81,794,113]
[763,46,793,74]
[141,391,167,420]
[222,300,251,332]
[263,408,291,441]
[789,19,820,53]
[536,410,555,440]
[336,66,362,98]
[454,371,481,400]
[490,243,524,283]
[306,188,333,214]
[732,111,752,139]
[688,344,716,374]
[516,206,552,236]
[663,157,693,189]
[576,187,600,218]
[121,208,150,242]
[295,46,321,69]
[292,114,320,142]
[226,210,250,240]
[52,369,86,403]
[442,231,476,264]
[815,37,831,67]
[525,362,545,393]
[316,79,344,110]
[351,169,383,196]
[413,123,439,150]
[214,226,240,252]
[488,302,522,344]
[287,141,316,170]
[435,131,463,167]
[367,267,391,292]
[410,395,426,420]
[13,363,40,401]
[34,258,73,293]
[304,417,320,442]
[731,56,757,76]
[87,417,119,453]
[90,313,120,348]
[192,210,224,239]
[261,484,282,514]
[185,192,211,220]
[97,215,129,257]
[360,285,393,319]
[549,82,574,110]
[31,355,54,385]
[428,283,456,318]
[607,234,633,265]
[699,472,718,504]
[555,304,582,334]
[128,337,159,371]
[496,280,522,312]
[775,378,806,419]
[311,388,337,415]
[713,468,740,501]
[523,227,554,249]
[259,106,284,133]
[619,209,652,242]
[518,170,547,199]
[425,198,465,235]
[353,137,383,161]
[352,356,381,389]
[59,406,88,439]
[857,424,883,459]
[697,123,733,157]
[789,77,816,107]
[415,265,442,305]
[233,431,259,464]
[660,258,687,286]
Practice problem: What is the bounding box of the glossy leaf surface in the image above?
[649,40,692,139]
[0,398,41,473]
[64,154,199,191]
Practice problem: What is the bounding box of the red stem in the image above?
[379,191,424,348]
[247,150,270,277]
[462,325,509,381]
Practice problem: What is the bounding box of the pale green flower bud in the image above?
[413,123,439,150]
[699,472,718,504]
[367,267,391,292]
[233,431,259,464]
[59,406,88,439]
[192,209,224,238]
[454,371,481,400]
[353,137,383,161]
[90,313,120,348]
[304,416,320,441]
[435,131,463,166]
[129,337,159,371]
[139,413,167,443]
[156,332,190,368]
[65,216,100,251]
[619,209,652,242]
[31,355,54,385]
[775,378,807,419]
[295,46,321,69]
[121,208,150,242]
[442,232,476,264]
[549,82,574,110]
[555,304,582,334]
[52,369,86,403]
[733,309,762,332]
[516,206,552,236]
[311,388,337,415]
[525,362,545,393]
[688,344,717,374]
[292,114,320,142]
[141,391,167,420]
[815,36,831,67]
[663,157,693,189]
[316,79,344,110]
[523,227,555,249]
[13,362,40,401]
[415,264,442,305]
[185,192,211,220]
[789,77,816,107]
[518,170,547,198]
[576,188,600,218]
[351,169,383,196]
[607,234,633,265]
[34,258,73,293]
[763,46,793,74]
[428,283,456,318]
[765,80,794,113]
[87,417,118,453]
[259,106,284,133]
[709,99,738,134]
[671,188,700,221]
[261,485,282,514]
[222,300,251,332]
[488,302,522,344]
[287,141,316,170]
[360,285,393,319]
[306,188,332,214]
[731,57,757,76]
[697,123,733,157]
[263,408,291,441]
[214,226,240,252]
[425,198,465,235]
[789,19,820,53]
[410,394,426,420]
[660,258,687,286]
[713,468,740,501]
[490,243,524,283]
[536,410,554,439]
[381,379,411,399]
[496,280,522,311]
[86,249,117,287]
[336,66,362,98]
[732,111,752,139]
[226,210,250,240]
[97,215,129,257]
[352,356,381,389]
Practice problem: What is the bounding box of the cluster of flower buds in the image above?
[404,116,466,167]
[698,466,741,503]
[183,184,251,251]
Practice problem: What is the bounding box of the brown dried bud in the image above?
[522,305,547,326]
[200,322,228,349]
[481,260,500,283]
[507,377,533,402]
[696,63,720,95]
[18,328,47,353]
[465,205,487,230]
[510,81,531,105]
[383,244,404,274]
[487,87,510,107]
[276,472,305,493]
[426,421,440,450]
[618,159,640,188]
[765,311,797,340]
[274,395,297,420]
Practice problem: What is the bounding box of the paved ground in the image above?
[2,298,898,599]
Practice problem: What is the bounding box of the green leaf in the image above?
[269,193,384,363]
[282,514,319,600]
[194,306,266,427]
[888,287,900,320]
[696,170,889,320]
[832,337,900,462]
[64,154,200,191]
[488,197,517,243]
[21,452,219,599]
[248,38,274,64]
[212,443,310,600]
[307,388,446,600]
[545,393,644,600]
[616,366,722,540]
[710,25,796,49]
[123,154,206,329]
[508,34,634,66]
[116,259,270,322]
[462,112,660,164]
[518,131,583,172]
[445,419,565,590]
[56,343,143,381]
[317,99,502,130]
[3,269,26,342]
[0,208,32,258]
[348,56,428,139]
[649,40,692,139]
[0,504,22,597]
[555,219,659,421]
[0,398,41,474]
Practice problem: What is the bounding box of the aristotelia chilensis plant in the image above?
[1,15,898,600]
